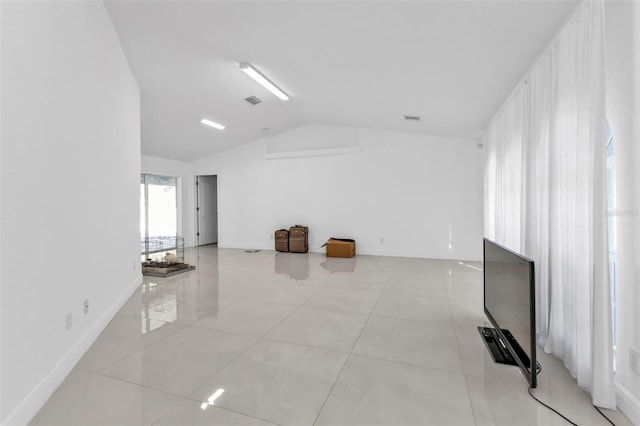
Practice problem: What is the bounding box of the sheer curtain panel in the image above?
[483,1,614,408]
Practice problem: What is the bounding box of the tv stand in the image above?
[478,326,520,366]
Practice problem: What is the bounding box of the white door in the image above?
[196,175,218,245]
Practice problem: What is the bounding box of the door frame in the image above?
[195,174,218,246]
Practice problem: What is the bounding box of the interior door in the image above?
[196,175,218,245]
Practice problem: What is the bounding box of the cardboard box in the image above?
[324,238,356,258]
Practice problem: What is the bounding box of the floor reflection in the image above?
[320,257,357,273]
[194,247,220,319]
[274,252,309,280]
[140,282,177,333]
[139,246,221,331]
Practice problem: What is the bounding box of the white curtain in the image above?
[483,1,615,408]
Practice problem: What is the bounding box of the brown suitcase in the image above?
[275,229,289,252]
[289,225,309,253]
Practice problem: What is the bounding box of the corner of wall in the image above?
[616,381,640,425]
[2,275,142,426]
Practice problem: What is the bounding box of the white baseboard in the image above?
[3,274,142,426]
[616,381,640,425]
[356,248,481,261]
[218,241,481,262]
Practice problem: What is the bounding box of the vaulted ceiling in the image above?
[105,1,580,162]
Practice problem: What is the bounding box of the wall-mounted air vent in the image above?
[245,96,262,105]
[403,115,421,122]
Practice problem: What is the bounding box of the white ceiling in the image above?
[105,1,580,162]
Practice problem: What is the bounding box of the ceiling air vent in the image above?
[403,115,421,122]
[245,96,262,106]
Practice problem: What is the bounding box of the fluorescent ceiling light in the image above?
[239,63,289,101]
[200,118,225,130]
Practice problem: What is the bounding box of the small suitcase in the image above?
[289,225,309,253]
[275,229,289,252]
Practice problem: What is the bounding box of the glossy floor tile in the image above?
[190,339,348,426]
[352,315,463,373]
[315,355,475,426]
[31,246,632,426]
[373,292,454,322]
[192,298,297,337]
[101,326,257,397]
[76,312,185,372]
[154,399,278,426]
[247,281,322,306]
[266,306,369,352]
[30,371,183,425]
[303,286,380,314]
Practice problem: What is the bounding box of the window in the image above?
[140,173,178,242]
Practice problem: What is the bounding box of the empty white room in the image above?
[1,1,640,425]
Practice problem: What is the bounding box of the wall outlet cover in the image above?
[65,312,72,331]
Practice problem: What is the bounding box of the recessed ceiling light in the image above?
[200,118,225,130]
[239,63,289,101]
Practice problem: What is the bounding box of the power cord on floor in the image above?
[526,362,617,426]
[594,405,616,426]
[527,386,578,425]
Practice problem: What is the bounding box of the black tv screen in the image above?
[481,238,537,388]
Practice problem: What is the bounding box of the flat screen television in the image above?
[479,238,538,388]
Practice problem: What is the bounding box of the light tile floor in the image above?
[31,246,631,426]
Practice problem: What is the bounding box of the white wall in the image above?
[191,125,484,260]
[141,155,195,247]
[0,2,141,424]
[605,1,640,423]
[266,124,359,154]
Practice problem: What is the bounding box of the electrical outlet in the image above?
[630,348,639,374]
[66,312,72,331]
[84,299,89,315]
[379,237,384,244]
